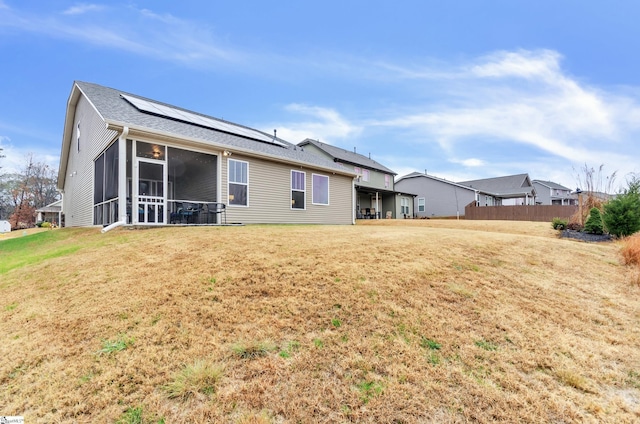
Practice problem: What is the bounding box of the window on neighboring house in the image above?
[228,159,248,206]
[291,170,305,209]
[354,167,361,174]
[362,169,370,182]
[418,198,425,212]
[385,174,390,188]
[401,197,410,215]
[312,174,329,205]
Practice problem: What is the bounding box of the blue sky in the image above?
[1,1,638,190]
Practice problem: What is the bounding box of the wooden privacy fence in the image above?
[464,202,578,222]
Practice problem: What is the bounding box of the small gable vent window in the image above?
[77,123,81,152]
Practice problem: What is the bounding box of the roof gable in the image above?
[532,180,571,191]
[458,173,536,197]
[396,172,478,192]
[298,138,396,175]
[59,82,354,188]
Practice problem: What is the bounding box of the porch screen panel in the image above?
[94,152,104,204]
[105,142,119,200]
[168,147,217,203]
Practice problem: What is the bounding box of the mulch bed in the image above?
[561,229,613,242]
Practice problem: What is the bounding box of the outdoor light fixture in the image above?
[223,150,232,156]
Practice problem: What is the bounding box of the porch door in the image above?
[135,159,166,224]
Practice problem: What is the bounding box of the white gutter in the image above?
[105,121,357,178]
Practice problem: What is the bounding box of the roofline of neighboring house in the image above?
[298,139,396,175]
[105,121,357,179]
[335,158,397,175]
[396,173,479,193]
[532,180,571,191]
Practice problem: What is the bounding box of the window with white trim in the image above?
[291,170,305,209]
[418,197,425,212]
[362,169,370,182]
[312,174,329,205]
[77,123,81,152]
[228,159,248,206]
[385,174,390,188]
[401,197,410,215]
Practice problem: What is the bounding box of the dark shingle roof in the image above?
[458,173,535,197]
[532,180,571,191]
[297,138,396,175]
[74,81,351,175]
[397,172,478,191]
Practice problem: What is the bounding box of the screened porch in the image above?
[94,140,224,226]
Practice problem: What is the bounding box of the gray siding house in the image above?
[395,172,478,218]
[532,180,577,205]
[459,174,537,206]
[57,81,356,227]
[298,139,415,219]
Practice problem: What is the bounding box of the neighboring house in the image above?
[57,81,357,227]
[532,180,577,205]
[36,199,62,225]
[395,172,478,218]
[458,174,537,206]
[298,139,415,219]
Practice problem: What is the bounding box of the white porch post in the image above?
[118,127,129,223]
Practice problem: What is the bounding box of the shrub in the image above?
[584,207,604,235]
[551,218,568,230]
[566,220,583,231]
[41,221,52,228]
[621,233,640,266]
[603,193,640,238]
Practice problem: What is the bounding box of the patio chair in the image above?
[365,208,372,219]
[181,202,200,224]
[206,203,227,224]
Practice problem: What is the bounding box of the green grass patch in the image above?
[474,339,498,351]
[0,230,82,275]
[420,337,442,350]
[357,380,384,404]
[97,335,135,355]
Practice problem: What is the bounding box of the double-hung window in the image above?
[401,198,410,215]
[291,170,305,209]
[228,159,248,206]
[418,198,425,212]
[362,169,370,182]
[312,174,329,205]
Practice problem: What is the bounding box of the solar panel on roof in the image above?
[121,94,286,147]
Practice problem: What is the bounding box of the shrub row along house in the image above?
[57,81,575,227]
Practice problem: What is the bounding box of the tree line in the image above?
[0,148,60,229]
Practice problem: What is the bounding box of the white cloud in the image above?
[0,4,240,67]
[62,3,105,15]
[0,136,59,175]
[369,49,638,184]
[450,158,486,167]
[264,104,362,145]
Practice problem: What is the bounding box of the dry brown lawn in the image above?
[1,220,639,423]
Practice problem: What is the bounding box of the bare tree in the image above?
[573,163,617,195]
[4,154,59,228]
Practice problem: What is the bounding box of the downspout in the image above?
[104,125,129,233]
[101,220,125,233]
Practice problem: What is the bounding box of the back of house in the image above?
[57,82,357,227]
